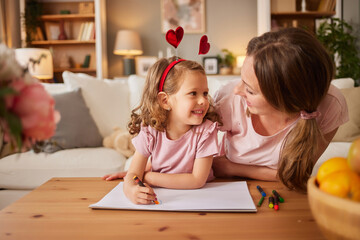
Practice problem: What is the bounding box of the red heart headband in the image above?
[159,26,210,92]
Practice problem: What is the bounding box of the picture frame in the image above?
[203,57,219,75]
[44,22,60,40]
[135,56,158,77]
[161,0,205,33]
[44,22,71,40]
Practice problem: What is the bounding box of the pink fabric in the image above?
[132,119,219,181]
[214,80,349,169]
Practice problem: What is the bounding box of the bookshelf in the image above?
[270,0,337,33]
[21,0,107,82]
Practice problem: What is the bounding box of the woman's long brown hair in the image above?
[247,28,334,192]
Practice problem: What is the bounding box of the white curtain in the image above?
[0,0,21,48]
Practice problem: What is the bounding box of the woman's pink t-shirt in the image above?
[131,119,219,180]
[214,79,349,169]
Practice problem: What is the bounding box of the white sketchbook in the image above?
[89,181,257,212]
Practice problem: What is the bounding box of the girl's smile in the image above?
[167,71,209,137]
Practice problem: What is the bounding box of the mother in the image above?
[213,27,348,191]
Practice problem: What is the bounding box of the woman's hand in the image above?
[212,156,234,177]
[102,171,127,181]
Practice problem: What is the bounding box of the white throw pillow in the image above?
[42,82,69,94]
[62,71,130,137]
[331,78,354,89]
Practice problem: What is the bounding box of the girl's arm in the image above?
[212,156,278,181]
[102,158,152,181]
[143,156,213,189]
[123,151,157,204]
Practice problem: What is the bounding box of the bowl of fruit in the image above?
[307,138,360,240]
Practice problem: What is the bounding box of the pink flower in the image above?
[6,80,60,141]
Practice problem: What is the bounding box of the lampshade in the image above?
[15,48,53,79]
[236,55,246,68]
[113,30,143,56]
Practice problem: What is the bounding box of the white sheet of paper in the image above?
[89,181,257,212]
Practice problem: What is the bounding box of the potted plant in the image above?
[217,49,236,75]
[23,0,43,45]
[316,18,360,86]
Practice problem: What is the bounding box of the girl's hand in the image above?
[102,171,127,181]
[212,156,233,178]
[124,182,157,205]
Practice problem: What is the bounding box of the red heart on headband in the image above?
[166,26,184,48]
[199,35,210,55]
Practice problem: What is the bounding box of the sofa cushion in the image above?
[62,71,130,137]
[41,88,103,153]
[128,75,145,109]
[332,86,360,142]
[42,82,70,94]
[331,78,355,89]
[0,147,127,190]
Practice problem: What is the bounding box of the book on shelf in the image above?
[318,0,336,12]
[33,27,44,41]
[85,22,94,40]
[77,23,85,40]
[77,21,95,41]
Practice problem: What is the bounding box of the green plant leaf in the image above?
[316,18,360,85]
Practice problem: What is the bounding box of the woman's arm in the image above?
[123,151,157,204]
[212,128,338,181]
[143,156,213,189]
[212,156,278,181]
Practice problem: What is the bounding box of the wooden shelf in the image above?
[31,40,95,45]
[271,11,335,19]
[54,67,96,73]
[40,14,95,21]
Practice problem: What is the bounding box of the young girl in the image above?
[103,56,221,204]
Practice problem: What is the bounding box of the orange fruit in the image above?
[319,170,352,198]
[319,170,360,201]
[349,172,360,201]
[316,157,350,184]
[348,138,360,174]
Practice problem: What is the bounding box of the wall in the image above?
[343,0,359,23]
[106,0,257,78]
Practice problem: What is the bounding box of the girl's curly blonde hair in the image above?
[128,56,221,135]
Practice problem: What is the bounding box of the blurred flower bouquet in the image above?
[0,44,59,153]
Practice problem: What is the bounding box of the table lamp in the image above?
[113,30,143,75]
[233,55,246,75]
[15,48,53,81]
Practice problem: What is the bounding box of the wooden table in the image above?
[0,177,325,240]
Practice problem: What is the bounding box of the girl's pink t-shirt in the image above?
[132,119,218,180]
[214,79,349,169]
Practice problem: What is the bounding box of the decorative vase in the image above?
[58,20,67,40]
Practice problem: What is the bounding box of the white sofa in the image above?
[0,71,357,210]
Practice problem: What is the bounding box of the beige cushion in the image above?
[332,87,360,142]
[62,71,130,138]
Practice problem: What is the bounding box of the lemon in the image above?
[316,157,350,185]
